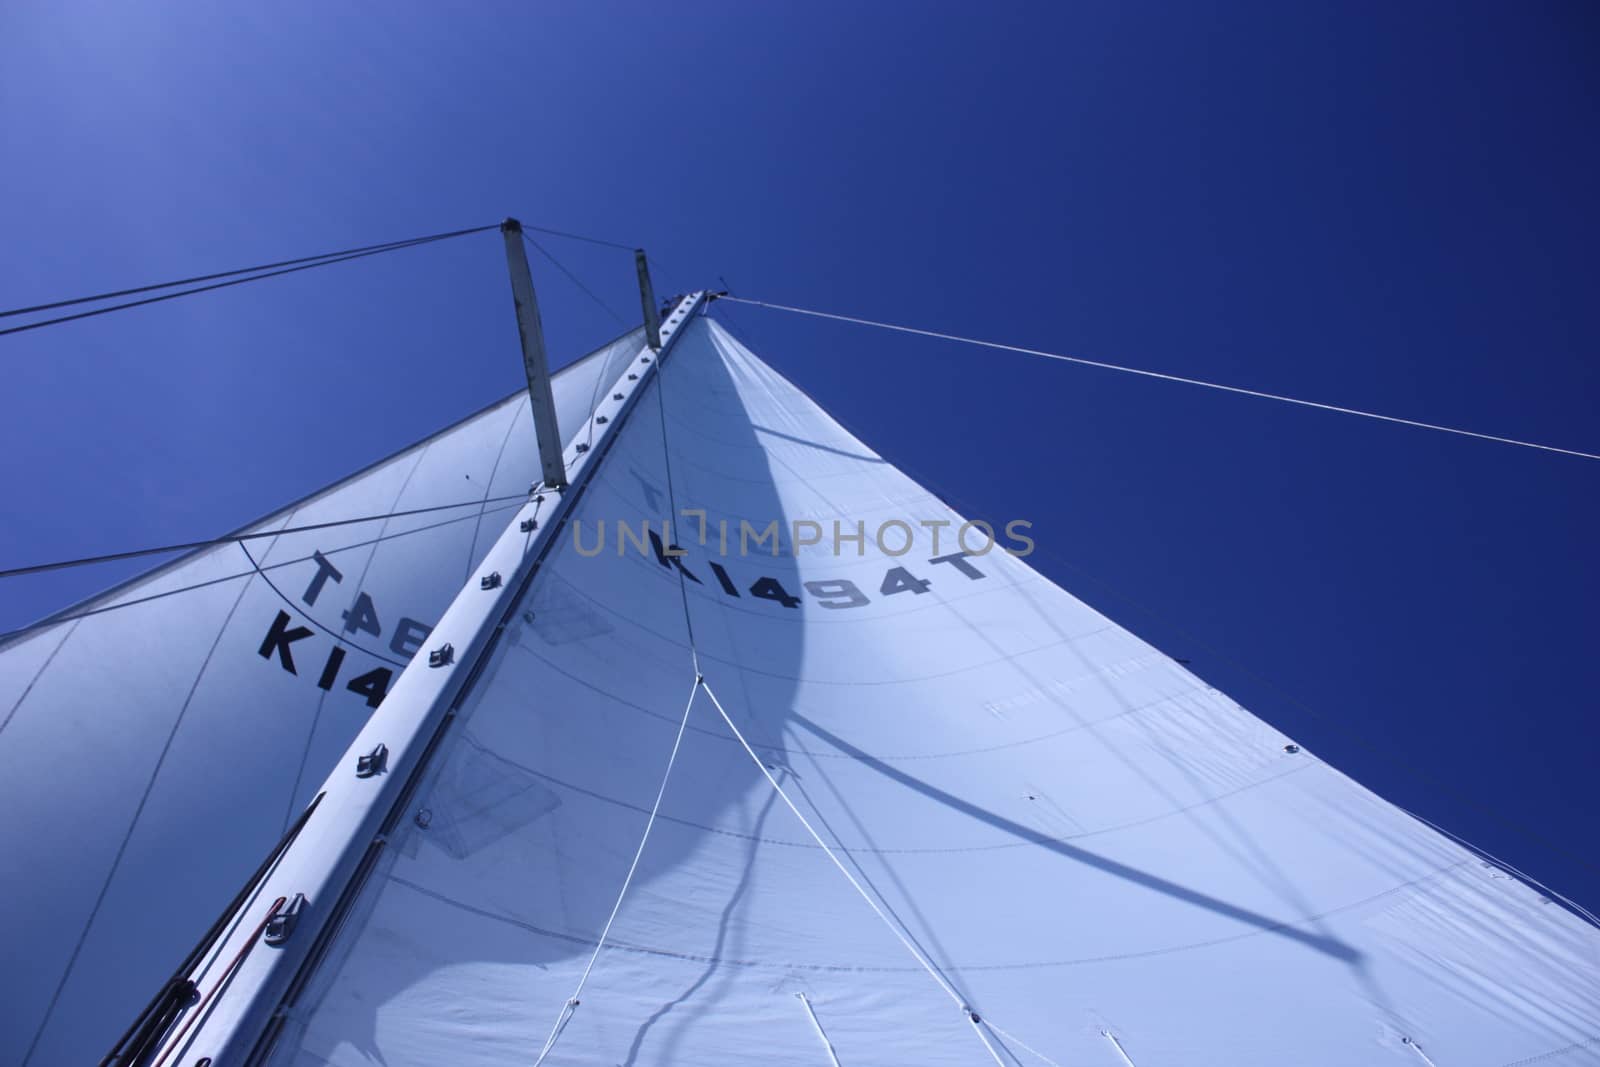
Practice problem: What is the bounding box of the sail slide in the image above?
[177,316,1597,1065]
[0,328,643,1067]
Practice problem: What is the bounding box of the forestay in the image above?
[266,317,1600,1066]
[0,327,643,1067]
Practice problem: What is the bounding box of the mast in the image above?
[139,293,707,1067]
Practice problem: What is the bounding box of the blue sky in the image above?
[2,1,1595,910]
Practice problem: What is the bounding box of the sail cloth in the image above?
[265,317,1600,1066]
[0,328,644,1067]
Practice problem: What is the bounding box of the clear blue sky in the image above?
[2,3,1595,910]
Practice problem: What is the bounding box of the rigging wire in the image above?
[709,300,1600,886]
[0,225,502,339]
[0,493,531,580]
[521,232,630,327]
[710,303,1600,889]
[719,296,1600,462]
[515,222,637,252]
[0,224,498,322]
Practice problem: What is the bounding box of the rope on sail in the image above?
[1101,1029,1140,1067]
[794,992,845,1067]
[718,296,1600,462]
[642,314,1031,1065]
[530,674,702,1066]
[982,1019,1067,1066]
[697,678,1010,1067]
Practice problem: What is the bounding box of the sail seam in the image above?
[464,396,527,584]
[459,729,1317,855]
[382,855,1469,973]
[20,558,264,1067]
[0,618,80,738]
[0,502,523,645]
[506,637,1193,761]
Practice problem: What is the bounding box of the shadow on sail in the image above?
[275,316,808,1063]
[212,317,1600,1067]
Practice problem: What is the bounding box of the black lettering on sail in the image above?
[259,610,313,674]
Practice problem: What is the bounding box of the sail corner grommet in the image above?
[481,571,502,590]
[1284,743,1300,754]
[428,643,455,668]
[264,893,307,947]
[356,743,388,778]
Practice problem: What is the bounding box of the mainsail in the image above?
[0,328,644,1067]
[145,308,1598,1064]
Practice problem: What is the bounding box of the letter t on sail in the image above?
[501,218,568,489]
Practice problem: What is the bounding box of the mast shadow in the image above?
[790,711,1360,963]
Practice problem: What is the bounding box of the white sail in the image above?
[0,327,644,1067]
[224,315,1597,1066]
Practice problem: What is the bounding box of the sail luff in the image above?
[149,295,707,1067]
